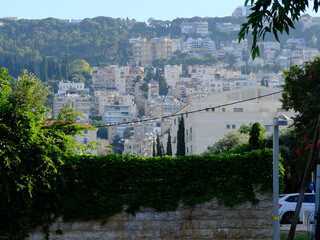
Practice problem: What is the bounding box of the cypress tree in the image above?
[166,131,172,155]
[176,116,186,156]
[249,122,265,149]
[156,132,162,156]
[152,136,156,157]
[61,55,69,80]
[40,54,48,82]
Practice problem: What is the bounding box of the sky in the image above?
[3,0,316,22]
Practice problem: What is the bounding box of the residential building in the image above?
[164,64,183,88]
[73,123,98,154]
[216,23,241,32]
[53,93,92,122]
[232,6,253,17]
[145,96,181,118]
[184,37,216,53]
[57,81,85,94]
[180,21,209,36]
[131,37,174,66]
[170,85,294,155]
[92,66,120,92]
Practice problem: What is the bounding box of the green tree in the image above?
[111,134,124,154]
[0,69,86,239]
[40,54,48,82]
[239,123,253,134]
[166,131,172,156]
[249,122,265,149]
[281,57,320,139]
[153,136,156,157]
[156,132,163,156]
[239,0,320,58]
[176,116,186,156]
[123,127,134,139]
[61,55,69,80]
[204,131,250,155]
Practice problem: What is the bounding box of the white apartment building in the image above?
[180,21,209,36]
[58,81,85,94]
[184,37,216,53]
[94,91,134,116]
[216,23,241,32]
[164,64,182,88]
[170,85,294,155]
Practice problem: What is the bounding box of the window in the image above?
[222,108,226,112]
[227,125,230,129]
[265,125,273,132]
[232,125,236,129]
[174,119,176,125]
[83,138,88,145]
[233,108,244,112]
[83,130,88,134]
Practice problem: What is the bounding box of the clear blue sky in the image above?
[2,0,318,22]
[2,0,243,21]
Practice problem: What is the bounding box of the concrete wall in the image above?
[28,193,273,240]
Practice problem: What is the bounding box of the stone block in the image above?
[92,220,118,230]
[142,220,162,229]
[123,220,143,230]
[198,220,219,229]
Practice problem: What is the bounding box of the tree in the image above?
[166,131,172,156]
[40,54,48,82]
[123,127,134,139]
[249,122,265,149]
[153,136,156,157]
[61,55,69,80]
[239,123,253,134]
[204,131,249,155]
[239,0,320,58]
[111,135,124,154]
[0,69,86,238]
[176,116,186,156]
[281,57,320,139]
[156,132,162,156]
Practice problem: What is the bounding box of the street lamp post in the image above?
[273,117,287,240]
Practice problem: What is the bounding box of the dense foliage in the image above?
[239,0,320,58]
[0,69,87,239]
[58,149,277,231]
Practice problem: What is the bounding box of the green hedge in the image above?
[58,148,281,221]
[2,148,282,239]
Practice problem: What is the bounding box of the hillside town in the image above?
[45,5,320,156]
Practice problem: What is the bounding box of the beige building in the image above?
[131,37,174,66]
[92,66,120,92]
[164,64,182,88]
[145,96,182,118]
[53,93,91,122]
[170,85,294,155]
[73,123,98,155]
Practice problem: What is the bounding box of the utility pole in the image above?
[273,117,287,240]
[288,116,320,240]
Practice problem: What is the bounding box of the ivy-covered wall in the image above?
[3,148,281,239]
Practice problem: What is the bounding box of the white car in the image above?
[279,193,315,224]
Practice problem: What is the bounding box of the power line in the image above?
[95,90,283,128]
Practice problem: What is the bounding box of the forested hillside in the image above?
[1,14,319,80]
[0,16,246,77]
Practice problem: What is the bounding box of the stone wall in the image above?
[28,193,273,240]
